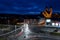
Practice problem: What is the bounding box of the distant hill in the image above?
[0,13,60,19]
[0,13,60,24]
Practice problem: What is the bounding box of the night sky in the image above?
[0,0,60,14]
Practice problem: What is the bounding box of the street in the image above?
[17,24,60,40]
[2,24,60,40]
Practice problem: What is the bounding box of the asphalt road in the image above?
[7,24,60,40]
[16,24,60,40]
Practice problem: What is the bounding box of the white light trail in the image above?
[23,23,31,38]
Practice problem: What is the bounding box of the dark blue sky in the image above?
[0,0,60,14]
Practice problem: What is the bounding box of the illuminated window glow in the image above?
[52,23,55,26]
[55,23,59,26]
[46,19,51,22]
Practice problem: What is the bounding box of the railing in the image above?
[0,28,22,36]
[0,24,23,37]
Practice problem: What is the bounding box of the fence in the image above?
[0,24,23,37]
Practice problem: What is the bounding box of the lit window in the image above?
[52,23,55,26]
[46,19,51,22]
[55,23,59,26]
